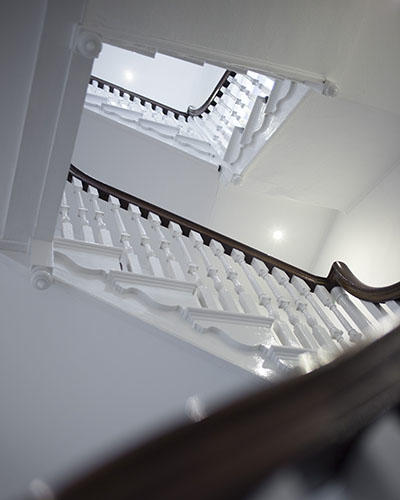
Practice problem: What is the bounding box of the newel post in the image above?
[30,240,54,290]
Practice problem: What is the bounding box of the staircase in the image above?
[84,69,308,184]
[49,165,400,379]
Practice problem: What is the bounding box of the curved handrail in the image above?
[68,165,400,302]
[55,322,400,499]
[89,70,235,120]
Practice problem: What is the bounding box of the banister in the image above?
[54,322,400,500]
[68,165,400,302]
[89,70,235,120]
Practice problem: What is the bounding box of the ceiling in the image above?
[243,91,400,212]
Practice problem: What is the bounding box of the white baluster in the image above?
[231,249,293,346]
[87,186,113,246]
[386,300,400,315]
[109,195,142,273]
[190,231,238,312]
[331,287,373,339]
[210,240,259,314]
[59,190,74,240]
[360,299,386,322]
[252,258,313,349]
[241,95,266,145]
[272,267,332,351]
[169,222,218,309]
[72,178,95,243]
[148,213,185,281]
[291,276,347,350]
[223,126,244,163]
[314,285,362,344]
[128,205,165,278]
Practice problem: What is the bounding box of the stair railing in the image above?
[54,165,400,377]
[85,69,275,164]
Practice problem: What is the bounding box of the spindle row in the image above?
[58,177,399,369]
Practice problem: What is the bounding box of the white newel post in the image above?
[109,195,142,273]
[291,276,347,350]
[72,178,95,243]
[331,287,374,340]
[210,240,259,314]
[169,222,218,309]
[252,258,313,349]
[148,213,185,281]
[314,285,362,344]
[87,186,113,246]
[190,231,238,312]
[59,190,74,240]
[129,205,165,278]
[231,249,293,346]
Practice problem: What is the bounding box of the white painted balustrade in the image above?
[55,177,400,378]
[84,70,282,175]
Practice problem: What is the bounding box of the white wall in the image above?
[313,163,400,286]
[93,43,225,110]
[84,0,400,115]
[209,182,337,272]
[0,253,261,500]
[0,0,47,236]
[72,109,219,224]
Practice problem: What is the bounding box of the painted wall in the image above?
[0,0,47,236]
[73,108,338,272]
[313,163,400,287]
[72,109,219,225]
[93,43,225,110]
[84,0,400,115]
[0,253,262,500]
[209,182,337,272]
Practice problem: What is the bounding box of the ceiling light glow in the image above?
[272,229,284,241]
[124,70,134,82]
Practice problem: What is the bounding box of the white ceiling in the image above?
[243,91,400,211]
[84,0,400,115]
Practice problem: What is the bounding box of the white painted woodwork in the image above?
[148,213,185,281]
[109,195,142,273]
[314,285,363,344]
[82,68,307,183]
[272,268,340,353]
[291,276,347,350]
[87,186,113,246]
[129,204,164,278]
[59,191,74,240]
[210,240,259,315]
[252,258,313,349]
[271,267,321,351]
[53,178,400,379]
[190,231,238,312]
[72,178,95,244]
[331,287,373,339]
[231,249,293,347]
[169,222,218,309]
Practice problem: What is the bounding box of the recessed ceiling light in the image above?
[272,229,284,241]
[124,70,134,82]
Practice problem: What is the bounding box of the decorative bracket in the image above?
[30,240,54,290]
[72,25,102,59]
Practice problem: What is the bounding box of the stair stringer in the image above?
[53,240,314,377]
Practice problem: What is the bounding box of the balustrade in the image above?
[56,166,400,378]
[85,68,278,171]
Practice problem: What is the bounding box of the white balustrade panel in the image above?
[85,69,278,172]
[55,178,400,378]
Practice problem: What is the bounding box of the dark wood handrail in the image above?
[68,165,400,302]
[54,323,400,500]
[89,70,235,120]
